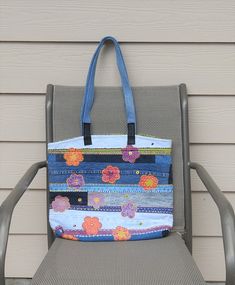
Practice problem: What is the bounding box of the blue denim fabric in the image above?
[49,184,173,194]
[49,190,173,209]
[75,230,168,241]
[81,36,136,127]
[48,154,172,185]
[48,160,171,175]
[49,172,169,185]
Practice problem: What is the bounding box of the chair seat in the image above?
[31,233,206,285]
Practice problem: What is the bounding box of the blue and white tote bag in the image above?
[48,36,173,241]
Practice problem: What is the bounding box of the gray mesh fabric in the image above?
[31,233,205,285]
[52,85,184,229]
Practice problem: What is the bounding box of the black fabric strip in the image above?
[83,154,155,163]
[127,123,136,145]
[83,123,92,145]
[168,164,173,184]
[50,191,88,206]
[53,153,157,163]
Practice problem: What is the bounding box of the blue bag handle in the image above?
[80,36,136,145]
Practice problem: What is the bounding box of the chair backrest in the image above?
[46,84,192,251]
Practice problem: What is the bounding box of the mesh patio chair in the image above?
[0,84,234,285]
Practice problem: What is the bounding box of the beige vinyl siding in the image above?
[1,43,235,94]
[1,0,235,42]
[1,1,234,282]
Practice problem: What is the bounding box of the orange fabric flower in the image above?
[112,226,131,241]
[139,174,158,190]
[63,148,84,166]
[82,217,102,235]
[61,234,78,241]
[102,165,120,184]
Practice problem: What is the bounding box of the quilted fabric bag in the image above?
[48,36,173,241]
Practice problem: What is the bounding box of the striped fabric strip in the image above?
[50,205,173,214]
[60,225,172,237]
[49,183,173,193]
[48,147,171,155]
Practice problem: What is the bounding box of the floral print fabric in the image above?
[88,193,105,209]
[64,148,84,166]
[121,201,137,218]
[48,135,173,241]
[52,195,70,212]
[121,145,140,163]
[139,175,159,190]
[113,226,131,241]
[67,173,85,189]
[82,217,102,235]
[102,165,120,184]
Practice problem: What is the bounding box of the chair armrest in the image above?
[190,162,235,285]
[0,161,47,285]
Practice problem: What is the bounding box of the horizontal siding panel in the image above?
[190,144,235,192]
[1,143,234,191]
[193,237,225,281]
[192,192,235,236]
[1,43,235,94]
[1,189,234,237]
[5,235,48,278]
[0,95,45,141]
[0,190,47,234]
[0,143,47,189]
[188,96,235,143]
[1,0,235,42]
[5,235,225,281]
[1,95,235,143]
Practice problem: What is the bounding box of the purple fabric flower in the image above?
[121,201,137,218]
[52,195,70,212]
[121,145,140,163]
[88,192,105,209]
[66,173,85,189]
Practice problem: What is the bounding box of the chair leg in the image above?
[0,266,5,285]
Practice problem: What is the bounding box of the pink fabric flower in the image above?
[88,192,105,209]
[52,195,70,212]
[102,165,120,184]
[121,201,137,218]
[121,145,140,163]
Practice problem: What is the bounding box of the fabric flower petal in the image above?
[112,226,131,241]
[63,148,84,166]
[121,201,137,218]
[102,165,120,184]
[52,195,70,212]
[88,193,105,209]
[82,216,102,235]
[121,145,140,163]
[139,174,158,190]
[66,173,85,189]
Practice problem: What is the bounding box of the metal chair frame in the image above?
[0,84,234,285]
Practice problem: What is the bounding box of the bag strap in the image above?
[80,36,136,145]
